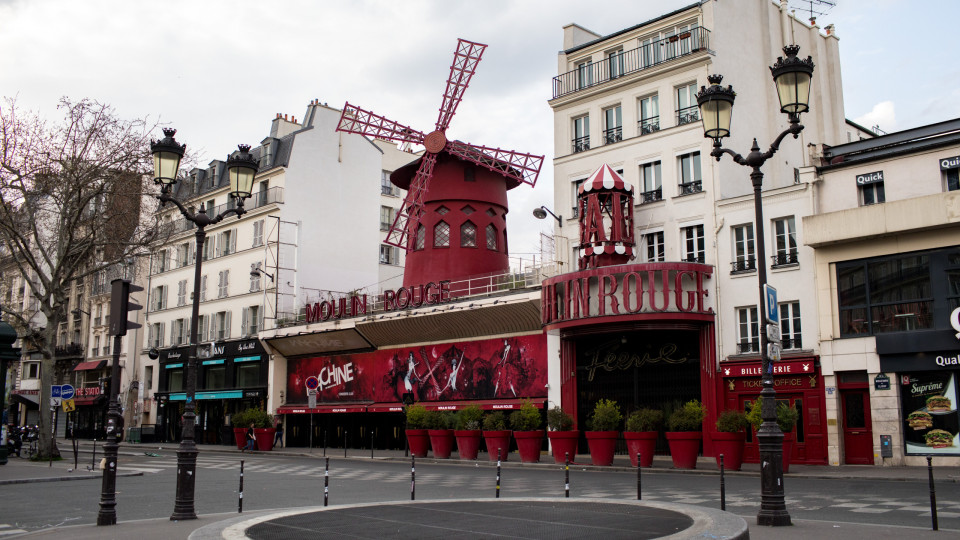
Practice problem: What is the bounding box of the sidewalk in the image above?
[0,452,143,485]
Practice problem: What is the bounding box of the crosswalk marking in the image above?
[0,524,29,536]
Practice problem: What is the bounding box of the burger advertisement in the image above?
[900,373,959,455]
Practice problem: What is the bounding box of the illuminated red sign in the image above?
[305,280,452,324]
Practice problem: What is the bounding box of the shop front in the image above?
[71,359,109,439]
[155,339,269,444]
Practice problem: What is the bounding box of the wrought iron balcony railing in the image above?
[639,117,660,135]
[771,251,799,268]
[676,106,700,126]
[160,186,284,238]
[731,257,756,273]
[552,27,710,99]
[683,255,705,264]
[736,340,760,354]
[641,189,662,204]
[572,136,590,153]
[782,336,802,349]
[603,126,622,145]
[678,181,702,195]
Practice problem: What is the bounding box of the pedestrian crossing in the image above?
[0,524,28,537]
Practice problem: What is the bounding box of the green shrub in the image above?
[715,409,749,433]
[625,408,663,432]
[423,409,450,430]
[482,411,508,431]
[509,401,542,431]
[777,402,799,433]
[405,404,428,429]
[588,399,622,431]
[455,405,484,430]
[238,408,272,428]
[230,409,247,427]
[546,406,575,431]
[746,401,762,430]
[667,400,706,432]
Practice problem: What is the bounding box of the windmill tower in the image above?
[337,39,543,291]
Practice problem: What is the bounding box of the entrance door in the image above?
[840,389,873,465]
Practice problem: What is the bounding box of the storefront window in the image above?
[838,252,934,336]
[167,369,183,392]
[236,363,260,388]
[204,365,226,389]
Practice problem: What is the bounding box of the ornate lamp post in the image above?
[696,45,814,527]
[151,128,258,521]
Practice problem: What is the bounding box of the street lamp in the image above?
[696,44,814,528]
[250,265,274,282]
[151,128,258,521]
[532,206,563,226]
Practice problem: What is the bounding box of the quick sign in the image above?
[855,171,884,185]
[939,156,960,171]
[951,307,960,339]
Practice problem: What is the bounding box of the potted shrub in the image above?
[624,408,663,468]
[454,405,483,460]
[244,408,275,451]
[545,406,578,464]
[405,404,430,458]
[585,399,621,466]
[746,400,799,472]
[425,409,455,459]
[231,409,248,450]
[482,411,511,462]
[509,401,543,463]
[666,400,706,469]
[711,409,749,471]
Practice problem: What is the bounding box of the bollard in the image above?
[411,454,416,501]
[720,454,726,511]
[564,452,570,498]
[927,456,938,531]
[238,460,244,513]
[344,432,348,458]
[496,448,502,498]
[323,430,327,457]
[324,457,329,507]
[90,440,97,471]
[371,431,374,459]
[637,453,642,501]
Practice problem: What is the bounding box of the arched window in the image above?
[486,224,498,250]
[414,224,425,250]
[434,221,450,247]
[460,221,477,247]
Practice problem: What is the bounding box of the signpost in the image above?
[764,284,779,324]
[62,399,76,413]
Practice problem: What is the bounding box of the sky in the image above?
[2,0,958,267]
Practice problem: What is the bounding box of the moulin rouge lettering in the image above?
[305,281,451,324]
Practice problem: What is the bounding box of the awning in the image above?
[421,399,545,411]
[278,404,369,414]
[73,396,105,406]
[367,403,405,413]
[11,392,39,407]
[74,360,107,371]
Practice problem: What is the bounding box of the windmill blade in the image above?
[445,140,544,187]
[435,39,487,132]
[384,153,438,249]
[337,102,425,145]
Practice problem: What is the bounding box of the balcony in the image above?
[683,255,705,264]
[552,27,710,99]
[736,340,760,354]
[381,185,398,196]
[771,251,799,268]
[572,136,590,153]
[160,187,284,238]
[730,258,756,274]
[603,126,622,145]
[54,343,84,359]
[640,189,662,204]
[676,106,700,126]
[678,181,702,195]
[782,336,802,350]
[639,118,660,135]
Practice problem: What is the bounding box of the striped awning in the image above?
[578,244,635,258]
[578,164,633,194]
[74,360,107,371]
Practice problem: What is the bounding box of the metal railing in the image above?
[730,258,756,273]
[641,189,662,204]
[639,118,660,135]
[572,136,590,153]
[381,185,398,196]
[553,27,710,99]
[683,255,705,263]
[160,187,284,238]
[771,251,799,267]
[736,340,760,354]
[782,336,802,349]
[676,106,700,126]
[678,181,702,195]
[603,127,622,145]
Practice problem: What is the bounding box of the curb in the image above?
[0,470,144,486]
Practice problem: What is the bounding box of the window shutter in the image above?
[241,308,248,337]
[225,311,232,338]
[224,269,229,287]
[159,323,165,346]
[200,275,207,301]
[185,317,191,342]
[161,285,167,309]
[230,228,237,254]
[147,324,154,347]
[215,234,222,257]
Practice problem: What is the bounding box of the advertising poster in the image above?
[900,372,959,456]
[286,334,547,405]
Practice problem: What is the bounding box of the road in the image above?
[1,450,958,535]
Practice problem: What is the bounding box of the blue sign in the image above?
[51,385,62,398]
[764,284,779,324]
[60,384,75,400]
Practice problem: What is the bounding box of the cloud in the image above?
[854,101,896,133]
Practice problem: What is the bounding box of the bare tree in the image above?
[0,97,162,458]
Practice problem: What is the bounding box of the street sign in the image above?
[764,284,779,324]
[50,397,62,407]
[51,385,62,399]
[766,323,781,342]
[62,399,76,412]
[305,376,319,391]
[60,384,75,400]
[767,342,782,362]
[308,390,317,409]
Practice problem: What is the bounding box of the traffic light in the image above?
[109,278,143,336]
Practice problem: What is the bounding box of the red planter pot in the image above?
[428,429,455,459]
[585,431,618,466]
[514,431,543,463]
[666,431,702,469]
[710,432,745,471]
[547,431,580,464]
[406,429,430,458]
[454,430,482,460]
[233,428,246,449]
[624,431,658,467]
[254,428,276,451]
[782,431,795,473]
[483,430,511,462]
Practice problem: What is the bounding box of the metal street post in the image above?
[696,45,815,527]
[151,129,258,521]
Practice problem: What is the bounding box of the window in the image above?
[737,306,759,353]
[177,280,187,307]
[572,115,589,153]
[414,225,425,251]
[460,221,477,247]
[236,363,260,388]
[731,224,756,273]
[217,270,229,298]
[250,263,263,292]
[381,170,396,196]
[607,49,624,79]
[682,224,705,263]
[202,236,215,261]
[151,285,167,311]
[252,219,264,247]
[858,174,885,205]
[780,301,802,349]
[25,362,40,379]
[838,252,934,336]
[200,275,207,302]
[203,364,226,390]
[166,367,183,392]
[639,161,662,203]
[643,231,665,262]
[639,95,659,135]
[772,217,798,267]
[640,35,661,67]
[434,221,450,247]
[379,244,399,265]
[92,335,100,357]
[217,229,237,256]
[380,206,394,231]
[486,224,498,251]
[197,314,209,342]
[176,242,192,268]
[945,168,960,192]
[678,152,702,195]
[103,340,110,356]
[172,318,188,345]
[603,105,622,144]
[575,58,593,90]
[242,306,261,336]
[154,250,169,273]
[148,322,165,348]
[676,82,699,125]
[214,311,231,341]
[571,179,585,217]
[144,366,153,391]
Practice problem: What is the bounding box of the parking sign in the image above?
[764,284,779,324]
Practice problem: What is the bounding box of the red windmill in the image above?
[336,39,543,290]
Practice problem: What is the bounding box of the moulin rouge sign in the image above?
[305,280,452,324]
[542,262,713,326]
